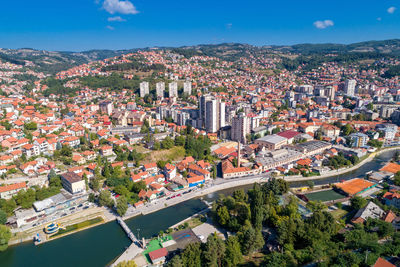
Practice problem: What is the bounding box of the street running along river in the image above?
[0,149,397,267]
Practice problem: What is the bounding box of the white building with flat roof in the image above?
[255,135,288,150]
[169,82,178,98]
[140,81,149,98]
[156,82,165,98]
[345,79,356,97]
[183,81,192,95]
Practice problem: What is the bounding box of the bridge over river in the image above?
[111,217,144,266]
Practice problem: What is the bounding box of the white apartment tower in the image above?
[205,99,218,133]
[169,82,178,98]
[219,101,226,129]
[139,81,149,98]
[156,82,165,98]
[202,95,226,133]
[345,79,356,97]
[183,81,192,95]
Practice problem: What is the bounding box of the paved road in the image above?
[122,147,400,220]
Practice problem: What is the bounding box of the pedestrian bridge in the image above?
[116,217,141,246]
[111,218,144,267]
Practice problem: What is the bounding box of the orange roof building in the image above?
[0,182,26,199]
[335,178,376,196]
[380,162,400,174]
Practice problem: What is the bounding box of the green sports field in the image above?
[304,189,346,202]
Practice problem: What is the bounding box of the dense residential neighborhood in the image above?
[0,41,400,266]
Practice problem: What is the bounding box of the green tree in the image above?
[262,178,289,195]
[116,196,128,216]
[232,189,247,202]
[153,141,161,150]
[114,185,130,197]
[168,255,183,267]
[249,184,265,230]
[131,181,147,194]
[237,222,264,255]
[0,225,11,251]
[0,210,7,225]
[15,188,36,209]
[350,196,367,210]
[157,160,168,169]
[48,169,57,179]
[306,200,327,213]
[49,176,62,188]
[90,178,101,192]
[98,190,113,208]
[161,136,174,149]
[60,145,72,157]
[203,233,226,267]
[367,139,383,148]
[217,206,230,226]
[0,199,16,216]
[88,193,96,203]
[224,236,242,267]
[175,136,186,146]
[181,242,202,267]
[341,124,355,136]
[24,121,38,131]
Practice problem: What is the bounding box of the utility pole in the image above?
[136,228,141,240]
[365,250,369,264]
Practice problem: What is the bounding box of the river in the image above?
[0,149,397,267]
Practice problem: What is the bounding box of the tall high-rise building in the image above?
[219,101,226,129]
[169,82,178,98]
[205,99,218,133]
[156,82,165,98]
[200,95,226,133]
[345,79,356,97]
[231,113,250,144]
[326,85,337,101]
[199,95,212,126]
[183,81,192,95]
[139,81,149,98]
[99,101,113,115]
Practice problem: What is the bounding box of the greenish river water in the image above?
[0,149,397,267]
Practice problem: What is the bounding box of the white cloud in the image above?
[313,20,334,29]
[106,25,115,30]
[226,23,232,29]
[103,0,139,15]
[387,6,396,14]
[377,17,382,21]
[108,16,126,22]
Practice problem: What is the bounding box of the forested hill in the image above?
[1,39,399,74]
[0,48,137,74]
[269,39,400,55]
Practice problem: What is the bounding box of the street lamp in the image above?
[136,228,141,239]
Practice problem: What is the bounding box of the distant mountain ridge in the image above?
[1,39,399,74]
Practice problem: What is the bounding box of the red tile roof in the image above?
[0,182,26,193]
[149,248,168,261]
[373,257,396,267]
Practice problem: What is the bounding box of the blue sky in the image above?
[0,0,399,51]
